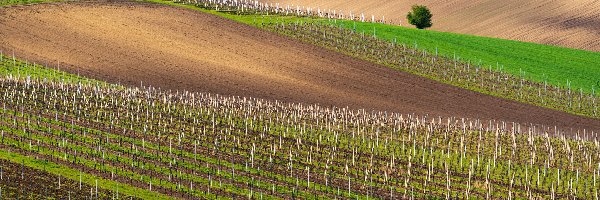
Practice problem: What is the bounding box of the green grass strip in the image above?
[0,148,173,199]
[0,54,116,87]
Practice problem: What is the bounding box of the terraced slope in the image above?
[258,0,600,52]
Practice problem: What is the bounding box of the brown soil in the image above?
[0,1,598,134]
[0,158,120,199]
[258,0,600,52]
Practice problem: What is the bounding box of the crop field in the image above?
[153,1,600,124]
[0,158,120,199]
[2,1,598,133]
[254,0,600,52]
[3,0,599,96]
[261,22,600,119]
[0,75,599,199]
[0,51,102,85]
[0,0,598,199]
[155,0,600,95]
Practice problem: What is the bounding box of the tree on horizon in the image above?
[407,5,433,29]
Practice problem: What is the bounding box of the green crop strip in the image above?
[0,148,171,199]
[0,158,119,198]
[0,54,114,87]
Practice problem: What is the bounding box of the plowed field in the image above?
[0,1,598,133]
[258,0,600,51]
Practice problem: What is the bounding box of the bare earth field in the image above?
[0,1,598,133]
[258,0,600,52]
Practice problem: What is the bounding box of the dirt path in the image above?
[0,1,598,134]
[258,0,600,52]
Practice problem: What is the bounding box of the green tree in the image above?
[406,5,433,29]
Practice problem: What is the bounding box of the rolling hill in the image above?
[0,1,598,133]
[0,1,599,199]
[257,0,600,52]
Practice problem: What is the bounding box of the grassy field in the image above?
[149,0,600,95]
[337,21,600,94]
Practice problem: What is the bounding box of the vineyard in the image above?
[0,71,597,199]
[0,0,598,199]
[0,51,102,85]
[0,158,119,199]
[262,22,599,119]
